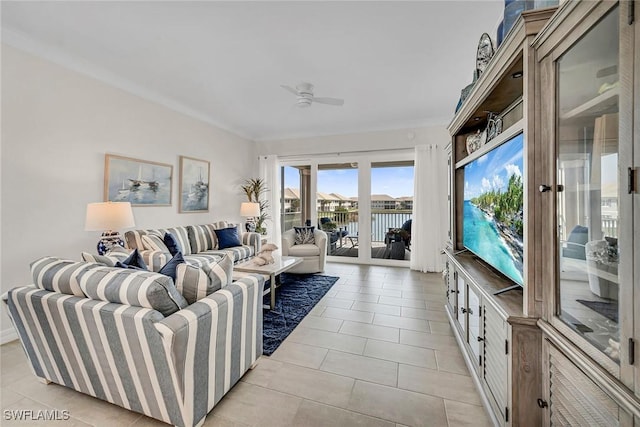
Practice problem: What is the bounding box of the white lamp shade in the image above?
[85,202,136,231]
[240,202,260,217]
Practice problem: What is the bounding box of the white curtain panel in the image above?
[259,155,282,249]
[410,144,444,272]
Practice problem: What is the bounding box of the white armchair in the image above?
[585,239,619,300]
[281,229,328,274]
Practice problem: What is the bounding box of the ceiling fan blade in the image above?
[312,97,344,106]
[281,85,299,96]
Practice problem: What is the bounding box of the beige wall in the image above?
[0,45,256,342]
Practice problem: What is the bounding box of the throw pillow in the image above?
[31,256,103,297]
[81,251,129,267]
[187,224,217,252]
[157,251,185,281]
[142,234,170,253]
[175,253,233,304]
[107,246,130,254]
[163,232,182,255]
[215,227,242,249]
[115,249,149,271]
[79,267,187,316]
[294,226,316,245]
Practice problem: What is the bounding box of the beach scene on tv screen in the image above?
[463,133,524,286]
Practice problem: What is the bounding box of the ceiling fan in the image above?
[281,82,344,108]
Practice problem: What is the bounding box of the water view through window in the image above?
[281,161,414,262]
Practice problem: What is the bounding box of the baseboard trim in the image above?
[1,328,18,345]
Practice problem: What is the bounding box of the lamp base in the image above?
[97,231,125,255]
[245,221,256,232]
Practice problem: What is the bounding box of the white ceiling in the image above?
[1,1,503,141]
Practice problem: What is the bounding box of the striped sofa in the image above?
[124,222,261,271]
[5,256,264,427]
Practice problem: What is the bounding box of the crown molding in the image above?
[2,27,255,142]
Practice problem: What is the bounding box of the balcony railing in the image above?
[602,218,618,238]
[282,210,412,242]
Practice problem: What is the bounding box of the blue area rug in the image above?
[263,273,339,356]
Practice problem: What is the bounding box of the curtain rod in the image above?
[263,146,424,161]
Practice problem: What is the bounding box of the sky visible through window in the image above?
[283,166,414,198]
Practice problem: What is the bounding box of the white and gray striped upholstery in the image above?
[141,234,170,253]
[182,253,224,268]
[140,250,173,273]
[141,251,226,273]
[241,232,261,255]
[31,257,103,297]
[78,267,188,317]
[126,223,260,266]
[81,251,130,267]
[125,227,192,256]
[187,224,218,253]
[201,246,254,264]
[5,274,264,427]
[175,253,232,305]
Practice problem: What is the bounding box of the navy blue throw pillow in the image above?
[163,232,182,256]
[215,227,242,249]
[158,252,185,281]
[115,248,148,271]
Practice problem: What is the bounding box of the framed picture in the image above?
[104,154,172,206]
[179,156,210,213]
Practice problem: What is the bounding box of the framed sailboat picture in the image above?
[179,156,210,213]
[104,154,172,206]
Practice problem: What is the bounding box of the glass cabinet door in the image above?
[555,6,622,365]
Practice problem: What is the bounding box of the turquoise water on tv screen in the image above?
[463,200,523,285]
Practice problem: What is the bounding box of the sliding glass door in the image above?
[317,163,359,258]
[371,161,414,261]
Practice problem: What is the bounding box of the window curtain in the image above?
[410,144,444,272]
[259,155,282,249]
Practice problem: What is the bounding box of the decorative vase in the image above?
[503,0,528,41]
[466,130,486,155]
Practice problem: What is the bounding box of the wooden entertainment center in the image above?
[445,2,639,425]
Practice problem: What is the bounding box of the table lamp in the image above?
[85,202,136,254]
[240,202,260,232]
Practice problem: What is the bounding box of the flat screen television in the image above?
[463,132,524,290]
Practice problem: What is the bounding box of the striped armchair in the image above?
[5,258,264,427]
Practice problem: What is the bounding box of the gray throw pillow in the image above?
[175,253,233,304]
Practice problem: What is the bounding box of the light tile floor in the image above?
[0,263,492,427]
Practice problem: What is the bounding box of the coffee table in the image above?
[234,255,303,309]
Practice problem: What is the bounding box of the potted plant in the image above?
[241,178,270,234]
